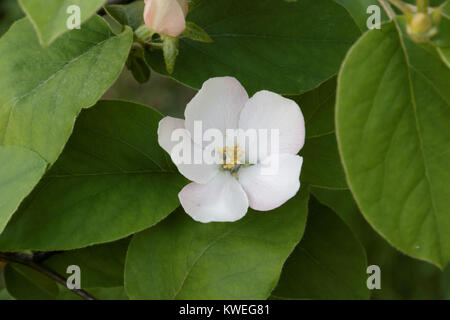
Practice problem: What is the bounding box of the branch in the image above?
[0,252,96,300]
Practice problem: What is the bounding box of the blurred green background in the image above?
[103,70,195,118]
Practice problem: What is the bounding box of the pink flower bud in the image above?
[144,0,188,37]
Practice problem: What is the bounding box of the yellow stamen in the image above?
[217,143,245,170]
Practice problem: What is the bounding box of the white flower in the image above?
[158,77,305,223]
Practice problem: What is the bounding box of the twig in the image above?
[33,251,61,262]
[0,252,96,300]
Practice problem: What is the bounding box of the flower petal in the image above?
[238,154,303,211]
[144,0,186,37]
[158,116,219,184]
[176,0,189,16]
[239,91,305,157]
[179,171,249,223]
[157,116,185,154]
[185,77,249,145]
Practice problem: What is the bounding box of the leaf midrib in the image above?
[392,20,445,264]
[172,219,253,299]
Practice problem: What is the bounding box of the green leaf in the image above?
[294,77,336,139]
[293,77,347,189]
[336,20,450,268]
[312,187,445,300]
[444,264,450,299]
[272,197,368,300]
[105,1,145,31]
[126,54,151,84]
[368,240,444,299]
[0,146,46,233]
[444,1,450,16]
[311,187,369,242]
[403,0,447,6]
[434,12,450,67]
[301,134,347,189]
[127,44,151,84]
[182,21,213,43]
[43,239,129,289]
[312,187,378,248]
[125,188,310,299]
[432,14,450,47]
[162,36,179,74]
[4,264,59,300]
[0,268,14,300]
[0,0,24,37]
[19,0,106,45]
[0,16,132,164]
[0,16,132,237]
[439,47,450,66]
[61,286,128,300]
[0,289,13,300]
[0,101,186,251]
[334,0,388,32]
[4,240,129,300]
[145,0,360,95]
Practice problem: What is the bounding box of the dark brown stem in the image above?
[0,252,96,300]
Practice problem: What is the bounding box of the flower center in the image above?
[218,143,245,172]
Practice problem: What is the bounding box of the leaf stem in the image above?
[417,0,428,13]
[0,252,96,300]
[379,0,397,20]
[388,0,410,12]
[150,42,163,49]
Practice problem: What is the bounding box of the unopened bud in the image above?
[135,24,154,41]
[410,13,432,34]
[143,0,188,37]
[407,12,437,43]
